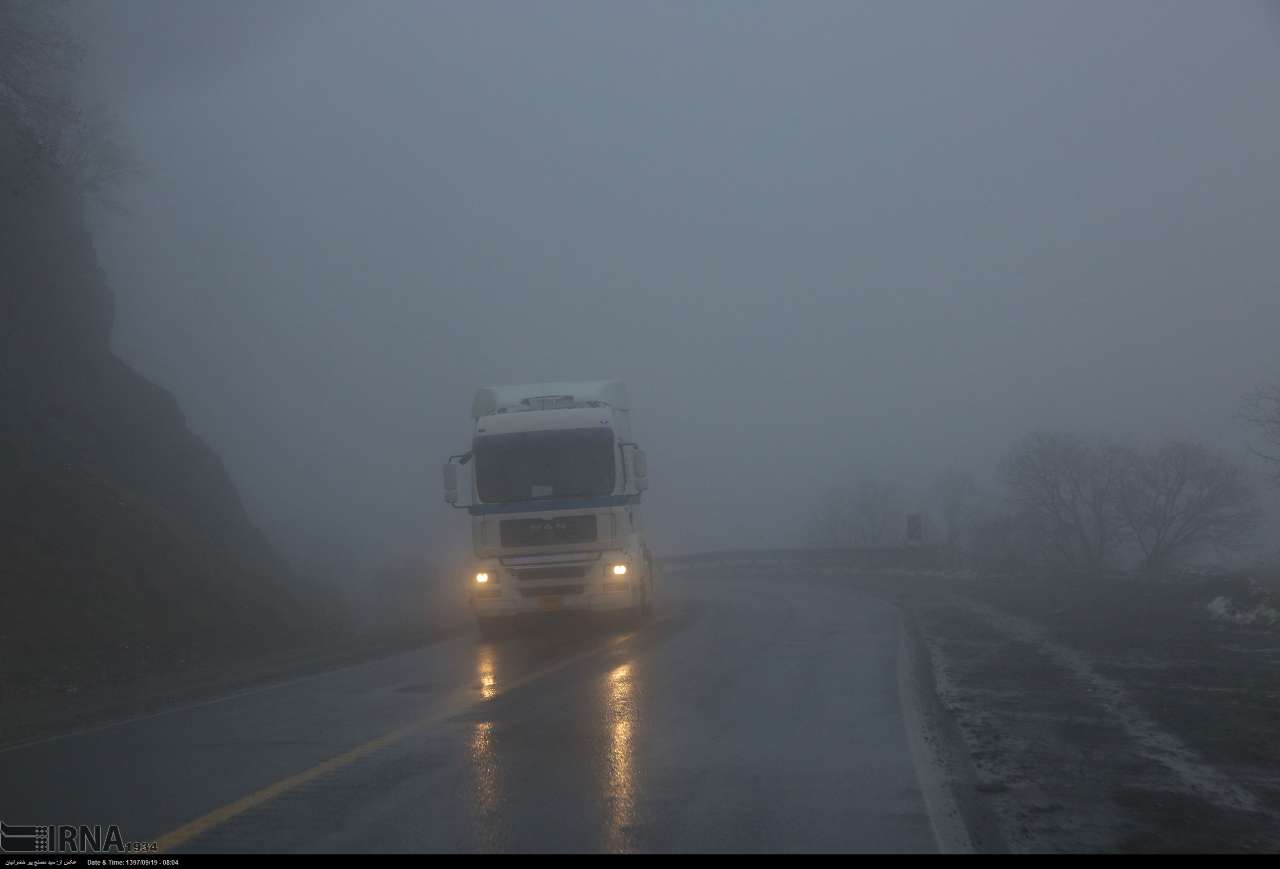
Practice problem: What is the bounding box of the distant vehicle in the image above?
[444,380,653,634]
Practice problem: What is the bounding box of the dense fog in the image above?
[69,1,1280,578]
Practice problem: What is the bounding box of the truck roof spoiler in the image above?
[471,380,630,419]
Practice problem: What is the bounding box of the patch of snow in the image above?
[1206,596,1280,629]
[954,595,1265,816]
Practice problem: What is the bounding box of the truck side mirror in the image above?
[633,448,648,492]
[443,462,459,504]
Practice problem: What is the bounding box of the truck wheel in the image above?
[631,571,652,624]
[640,556,655,618]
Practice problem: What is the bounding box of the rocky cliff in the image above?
[1,102,322,693]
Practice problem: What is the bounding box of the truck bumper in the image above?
[470,584,640,618]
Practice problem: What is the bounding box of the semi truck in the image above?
[443,380,653,633]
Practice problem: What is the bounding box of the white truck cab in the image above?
[443,380,653,631]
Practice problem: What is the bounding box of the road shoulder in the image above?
[895,602,1006,853]
[905,575,1280,852]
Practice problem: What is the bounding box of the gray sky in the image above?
[74,1,1280,568]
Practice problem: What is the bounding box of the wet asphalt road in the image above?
[0,569,942,853]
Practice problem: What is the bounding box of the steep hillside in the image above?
[1,103,326,695]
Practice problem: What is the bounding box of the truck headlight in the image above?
[475,572,490,584]
[611,564,628,576]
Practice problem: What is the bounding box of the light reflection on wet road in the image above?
[602,662,636,852]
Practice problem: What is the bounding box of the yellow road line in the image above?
[156,623,653,852]
[155,719,426,851]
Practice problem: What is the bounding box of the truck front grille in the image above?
[500,515,597,547]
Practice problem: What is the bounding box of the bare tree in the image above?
[853,478,900,545]
[1242,383,1280,488]
[809,477,901,547]
[1001,431,1125,573]
[809,482,854,547]
[1117,440,1261,571]
[1,1,139,206]
[1,0,81,149]
[55,103,143,209]
[931,469,981,549]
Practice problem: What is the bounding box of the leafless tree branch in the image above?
[1001,431,1125,573]
[1241,383,1280,487]
[1116,439,1261,571]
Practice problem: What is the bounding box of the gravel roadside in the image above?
[905,571,1280,852]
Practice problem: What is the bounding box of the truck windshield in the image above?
[473,427,615,503]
